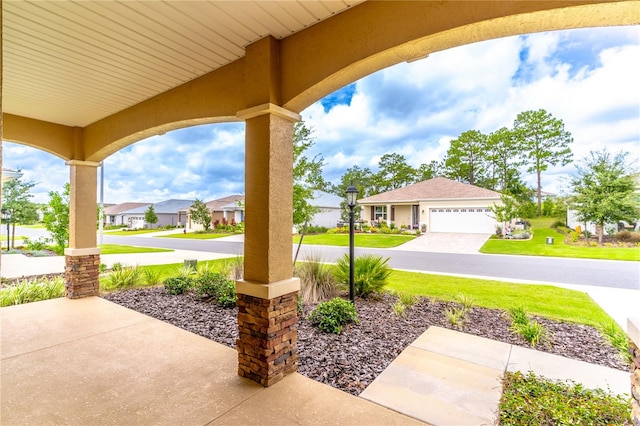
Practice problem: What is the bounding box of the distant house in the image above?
[104,202,150,227]
[357,177,503,234]
[185,195,244,230]
[297,191,342,230]
[121,199,195,229]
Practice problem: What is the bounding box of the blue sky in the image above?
[4,26,639,205]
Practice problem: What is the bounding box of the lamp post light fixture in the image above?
[345,184,358,303]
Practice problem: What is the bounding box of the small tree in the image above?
[43,183,70,255]
[1,175,39,248]
[190,199,212,231]
[489,194,519,235]
[570,149,639,244]
[144,205,158,228]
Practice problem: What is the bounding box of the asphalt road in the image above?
[102,234,640,290]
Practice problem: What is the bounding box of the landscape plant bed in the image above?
[101,288,628,396]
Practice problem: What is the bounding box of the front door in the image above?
[412,205,420,229]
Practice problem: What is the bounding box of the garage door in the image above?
[429,207,495,234]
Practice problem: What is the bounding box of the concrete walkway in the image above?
[361,327,630,425]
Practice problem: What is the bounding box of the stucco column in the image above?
[64,160,100,299]
[235,103,301,387]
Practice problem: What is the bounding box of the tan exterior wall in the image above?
[393,205,413,229]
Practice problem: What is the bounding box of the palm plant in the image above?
[334,254,392,297]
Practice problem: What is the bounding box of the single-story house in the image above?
[104,202,150,227]
[185,195,244,230]
[357,177,503,234]
[123,199,195,229]
[311,190,343,228]
[294,190,343,231]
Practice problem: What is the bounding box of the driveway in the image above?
[390,232,491,254]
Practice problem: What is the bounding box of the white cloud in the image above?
[3,26,639,204]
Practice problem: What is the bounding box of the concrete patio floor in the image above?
[2,295,632,426]
[1,297,423,426]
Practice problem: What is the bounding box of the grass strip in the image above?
[99,244,172,254]
[387,270,612,327]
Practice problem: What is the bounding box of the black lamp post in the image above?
[346,184,358,303]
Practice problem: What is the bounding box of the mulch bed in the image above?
[102,288,629,396]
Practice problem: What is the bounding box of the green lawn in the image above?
[156,232,234,239]
[480,218,639,261]
[387,270,612,327]
[293,233,415,248]
[99,244,173,254]
[107,229,166,236]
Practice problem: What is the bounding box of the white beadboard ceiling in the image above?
[2,1,362,128]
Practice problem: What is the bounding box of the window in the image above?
[374,206,387,220]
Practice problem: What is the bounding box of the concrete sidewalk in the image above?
[361,327,630,425]
[1,250,236,279]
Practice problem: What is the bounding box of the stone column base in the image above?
[64,248,100,299]
[630,339,640,426]
[236,291,298,387]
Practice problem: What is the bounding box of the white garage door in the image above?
[429,207,495,234]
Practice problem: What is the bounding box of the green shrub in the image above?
[163,276,193,295]
[295,254,338,303]
[508,306,529,327]
[445,306,466,328]
[194,271,229,298]
[143,269,162,286]
[391,300,408,318]
[500,371,631,425]
[550,219,566,229]
[308,297,359,334]
[23,237,50,251]
[105,265,142,290]
[398,291,418,307]
[508,306,548,347]
[214,278,237,308]
[517,321,547,347]
[0,276,65,307]
[599,321,633,364]
[569,231,580,243]
[334,254,392,297]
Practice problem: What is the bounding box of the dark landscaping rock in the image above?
[101,289,629,396]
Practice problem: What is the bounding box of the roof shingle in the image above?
[358,177,502,204]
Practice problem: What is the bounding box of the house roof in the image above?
[104,202,150,215]
[126,199,196,214]
[358,177,502,204]
[205,195,244,211]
